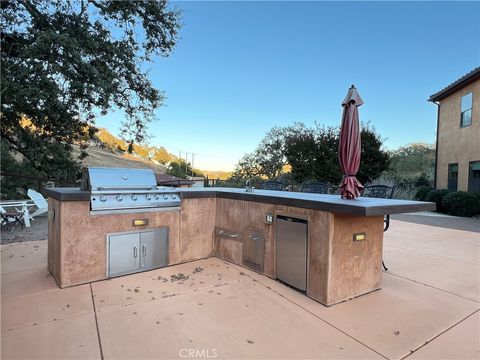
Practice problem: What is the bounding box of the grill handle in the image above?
[133,246,138,258]
[96,186,154,191]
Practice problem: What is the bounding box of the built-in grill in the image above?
[81,167,181,212]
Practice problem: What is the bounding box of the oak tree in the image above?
[1,0,181,180]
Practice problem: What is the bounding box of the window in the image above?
[447,163,458,191]
[468,161,480,193]
[460,93,472,127]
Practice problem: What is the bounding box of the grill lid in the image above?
[83,167,157,192]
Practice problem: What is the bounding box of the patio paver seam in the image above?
[0,262,47,275]
[0,310,94,333]
[383,237,477,253]
[385,230,479,248]
[384,244,480,265]
[384,272,480,304]
[90,283,105,360]
[400,308,480,360]
[226,262,390,360]
[392,219,480,235]
[1,278,77,300]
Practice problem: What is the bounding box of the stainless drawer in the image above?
[215,228,242,241]
[243,228,264,272]
[214,227,243,265]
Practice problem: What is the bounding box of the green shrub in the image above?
[442,191,480,217]
[472,192,480,201]
[414,186,434,201]
[425,189,452,213]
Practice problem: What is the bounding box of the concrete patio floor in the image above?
[1,219,479,359]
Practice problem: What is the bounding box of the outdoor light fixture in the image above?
[353,232,366,242]
[265,213,274,224]
[133,219,149,226]
[47,209,55,221]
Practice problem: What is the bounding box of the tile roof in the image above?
[155,172,194,186]
[429,66,480,102]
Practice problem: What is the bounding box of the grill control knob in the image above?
[170,194,177,199]
[145,194,152,200]
[162,194,168,200]
[154,194,160,200]
[115,195,123,201]
[99,196,107,202]
[131,195,137,201]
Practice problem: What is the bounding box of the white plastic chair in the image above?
[27,189,48,219]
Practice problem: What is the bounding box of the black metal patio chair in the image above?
[361,185,396,271]
[362,185,396,199]
[300,181,330,194]
[260,180,285,191]
[0,206,24,232]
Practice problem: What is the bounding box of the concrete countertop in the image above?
[44,187,435,217]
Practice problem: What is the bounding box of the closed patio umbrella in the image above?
[338,85,364,199]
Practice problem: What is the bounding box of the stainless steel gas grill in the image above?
[81,167,180,213]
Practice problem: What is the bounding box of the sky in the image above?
[96,1,480,171]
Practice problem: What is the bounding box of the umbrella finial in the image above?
[342,85,364,106]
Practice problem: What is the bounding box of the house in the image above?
[429,67,480,192]
[187,176,205,188]
[155,173,194,187]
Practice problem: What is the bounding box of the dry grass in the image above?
[72,145,166,173]
[367,174,419,200]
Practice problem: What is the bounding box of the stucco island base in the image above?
[48,196,384,307]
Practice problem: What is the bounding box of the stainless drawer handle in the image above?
[249,236,259,241]
[133,246,138,258]
[142,244,147,256]
[218,230,224,234]
[229,233,239,238]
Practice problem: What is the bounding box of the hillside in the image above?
[388,143,435,178]
[87,128,232,179]
[200,170,232,180]
[72,144,167,173]
[16,117,167,173]
[94,128,178,164]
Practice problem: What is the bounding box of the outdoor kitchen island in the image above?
[45,186,434,306]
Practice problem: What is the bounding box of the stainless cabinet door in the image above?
[140,228,168,270]
[276,216,308,291]
[108,233,140,277]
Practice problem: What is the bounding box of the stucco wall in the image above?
[436,80,480,191]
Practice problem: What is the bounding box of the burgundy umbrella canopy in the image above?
[338,85,364,200]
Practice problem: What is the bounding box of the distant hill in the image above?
[72,144,167,173]
[18,118,231,177]
[200,170,232,180]
[86,128,232,178]
[17,117,168,173]
[388,143,435,178]
[94,128,178,164]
